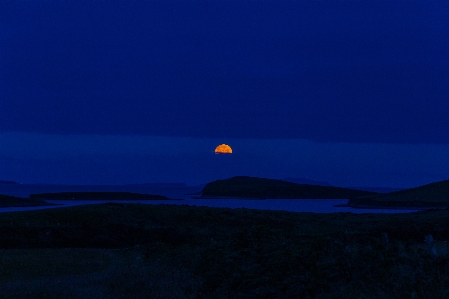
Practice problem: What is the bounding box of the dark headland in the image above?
[0,194,55,208]
[282,177,332,186]
[0,180,19,185]
[29,192,172,201]
[345,179,449,209]
[0,192,178,207]
[201,176,378,199]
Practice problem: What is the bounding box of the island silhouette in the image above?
[1,176,449,209]
[200,176,376,199]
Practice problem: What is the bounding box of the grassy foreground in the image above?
[1,204,449,298]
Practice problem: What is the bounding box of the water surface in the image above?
[0,198,421,214]
[0,184,421,214]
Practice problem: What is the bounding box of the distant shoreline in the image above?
[197,195,333,201]
[193,196,260,200]
[0,180,19,185]
[335,203,446,210]
[29,192,177,201]
[0,200,60,208]
[0,191,182,208]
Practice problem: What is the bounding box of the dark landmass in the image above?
[349,186,405,193]
[281,177,332,186]
[0,180,19,185]
[124,182,187,188]
[0,194,55,207]
[282,177,332,186]
[29,192,174,201]
[1,204,449,298]
[0,190,178,207]
[346,179,449,209]
[201,176,378,199]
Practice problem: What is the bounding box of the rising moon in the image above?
[215,144,232,154]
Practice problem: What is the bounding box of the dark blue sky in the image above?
[1,1,449,187]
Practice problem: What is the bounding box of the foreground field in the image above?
[1,204,449,298]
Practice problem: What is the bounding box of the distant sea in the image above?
[0,184,420,214]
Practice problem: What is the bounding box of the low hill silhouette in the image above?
[201,176,377,199]
[282,177,332,186]
[0,180,19,185]
[347,179,449,208]
[0,194,53,207]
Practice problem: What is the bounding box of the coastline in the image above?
[0,191,184,208]
[192,196,263,200]
[0,201,61,208]
[335,203,447,210]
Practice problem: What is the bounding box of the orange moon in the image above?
[215,144,232,154]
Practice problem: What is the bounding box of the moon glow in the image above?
[215,144,232,154]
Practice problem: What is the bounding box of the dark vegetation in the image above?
[347,179,449,208]
[2,203,449,298]
[0,194,53,207]
[30,192,172,201]
[201,176,378,199]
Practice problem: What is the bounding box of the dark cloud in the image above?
[1,1,448,143]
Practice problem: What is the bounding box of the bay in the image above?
[0,184,420,214]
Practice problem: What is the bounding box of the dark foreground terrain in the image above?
[1,204,449,298]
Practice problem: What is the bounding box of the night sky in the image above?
[1,1,449,187]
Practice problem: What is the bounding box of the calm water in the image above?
[0,184,421,214]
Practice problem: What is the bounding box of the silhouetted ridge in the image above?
[282,177,332,186]
[0,194,52,207]
[347,179,449,208]
[201,176,377,199]
[0,180,19,185]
